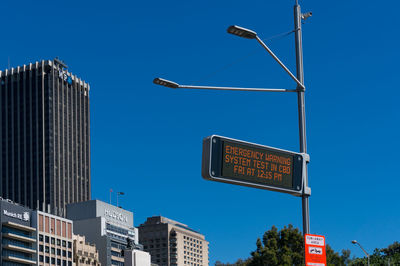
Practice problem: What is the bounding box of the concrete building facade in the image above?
[0,198,37,265]
[73,234,101,266]
[33,211,74,266]
[66,200,140,266]
[124,249,151,266]
[139,216,209,266]
[0,59,91,217]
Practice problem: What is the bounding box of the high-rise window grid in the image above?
[0,60,90,216]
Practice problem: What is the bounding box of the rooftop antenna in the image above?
[8,57,10,69]
[53,57,68,69]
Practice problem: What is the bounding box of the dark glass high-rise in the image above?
[0,59,90,217]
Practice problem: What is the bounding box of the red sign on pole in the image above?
[304,234,327,266]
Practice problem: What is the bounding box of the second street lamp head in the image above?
[153,78,179,88]
[351,240,358,244]
[227,25,257,39]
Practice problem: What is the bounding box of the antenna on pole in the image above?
[53,57,68,69]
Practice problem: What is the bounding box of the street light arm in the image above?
[356,242,370,257]
[177,84,297,92]
[153,78,297,92]
[255,36,305,91]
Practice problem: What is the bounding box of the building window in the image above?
[39,234,44,242]
[45,236,50,243]
[51,237,55,244]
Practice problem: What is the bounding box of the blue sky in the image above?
[1,0,400,264]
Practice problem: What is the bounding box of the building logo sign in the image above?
[104,209,128,223]
[3,210,30,222]
[58,70,72,85]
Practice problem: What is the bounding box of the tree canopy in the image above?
[215,225,400,266]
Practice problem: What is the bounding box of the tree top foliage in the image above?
[215,225,400,266]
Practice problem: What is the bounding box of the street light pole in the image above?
[352,240,370,266]
[153,0,312,237]
[294,0,310,235]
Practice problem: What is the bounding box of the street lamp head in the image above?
[351,240,358,244]
[118,192,125,195]
[153,78,179,89]
[227,25,257,39]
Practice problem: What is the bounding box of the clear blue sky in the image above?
[1,0,400,264]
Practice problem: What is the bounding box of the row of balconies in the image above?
[76,249,97,258]
[2,221,37,265]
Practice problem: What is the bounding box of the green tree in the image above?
[247,225,352,266]
[248,224,304,266]
[341,249,351,265]
[348,241,400,265]
[381,241,400,264]
[325,245,352,265]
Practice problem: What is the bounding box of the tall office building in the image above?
[139,216,209,266]
[66,200,141,266]
[0,59,91,216]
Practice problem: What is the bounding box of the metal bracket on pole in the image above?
[297,85,305,92]
[255,36,305,91]
[303,186,311,196]
[302,153,310,163]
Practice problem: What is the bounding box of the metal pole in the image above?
[358,243,370,266]
[352,241,370,266]
[180,85,297,92]
[294,1,310,235]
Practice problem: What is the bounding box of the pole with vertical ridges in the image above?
[294,0,310,235]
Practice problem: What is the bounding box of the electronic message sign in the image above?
[202,135,306,196]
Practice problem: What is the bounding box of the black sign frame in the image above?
[202,135,305,196]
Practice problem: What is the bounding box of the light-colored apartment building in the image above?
[73,234,101,266]
[139,216,209,266]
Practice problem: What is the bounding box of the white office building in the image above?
[66,200,141,266]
